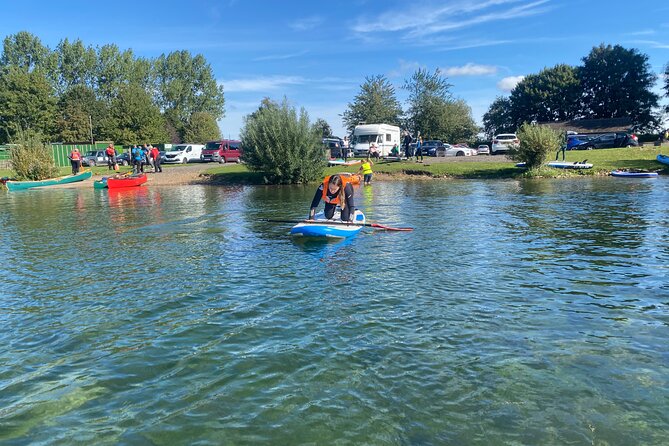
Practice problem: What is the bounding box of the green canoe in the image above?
[3,171,92,191]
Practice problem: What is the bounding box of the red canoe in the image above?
[106,174,148,189]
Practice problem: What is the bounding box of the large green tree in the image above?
[241,98,324,184]
[483,96,514,138]
[508,64,581,128]
[55,85,104,142]
[54,38,97,95]
[404,68,459,140]
[579,44,659,128]
[0,66,56,143]
[154,51,225,137]
[101,84,167,145]
[342,75,402,132]
[1,31,53,73]
[183,112,221,143]
[440,99,479,143]
[313,118,332,138]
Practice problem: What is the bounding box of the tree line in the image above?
[483,44,665,138]
[0,31,224,145]
[326,69,478,143]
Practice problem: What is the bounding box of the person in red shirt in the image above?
[105,144,117,170]
[150,146,162,173]
[68,147,82,175]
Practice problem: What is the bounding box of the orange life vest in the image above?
[70,151,81,160]
[321,175,350,205]
[105,147,115,156]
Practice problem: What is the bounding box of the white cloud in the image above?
[497,76,525,91]
[222,76,305,93]
[290,16,323,31]
[253,50,309,62]
[442,63,498,76]
[351,0,553,41]
[629,39,669,49]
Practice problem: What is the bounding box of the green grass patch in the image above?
[200,147,669,184]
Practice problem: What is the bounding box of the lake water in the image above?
[1,178,668,445]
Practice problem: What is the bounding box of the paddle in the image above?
[262,219,413,232]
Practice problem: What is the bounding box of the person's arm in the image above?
[309,184,324,219]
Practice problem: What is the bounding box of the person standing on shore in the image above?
[105,144,117,171]
[132,145,144,173]
[68,147,82,175]
[151,145,162,173]
[403,131,413,159]
[357,156,374,186]
[415,135,423,162]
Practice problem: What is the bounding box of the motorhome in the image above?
[351,124,400,157]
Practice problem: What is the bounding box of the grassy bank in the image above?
[2,146,666,184]
[202,146,668,184]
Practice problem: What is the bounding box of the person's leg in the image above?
[324,204,336,219]
[340,206,352,221]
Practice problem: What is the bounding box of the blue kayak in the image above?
[610,170,658,178]
[656,154,669,166]
[290,210,365,238]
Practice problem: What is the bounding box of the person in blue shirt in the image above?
[131,145,144,173]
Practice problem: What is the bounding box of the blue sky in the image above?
[2,0,668,138]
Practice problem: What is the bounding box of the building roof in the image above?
[539,117,634,134]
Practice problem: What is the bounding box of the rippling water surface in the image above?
[1,178,668,445]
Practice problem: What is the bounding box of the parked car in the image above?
[421,140,443,157]
[81,150,119,167]
[435,144,477,157]
[323,138,352,158]
[116,152,131,166]
[491,133,519,155]
[163,144,204,164]
[566,134,596,150]
[574,132,638,150]
[201,140,242,163]
[477,144,490,155]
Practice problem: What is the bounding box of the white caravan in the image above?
[352,124,400,157]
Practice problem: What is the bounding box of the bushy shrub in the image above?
[9,132,59,180]
[240,99,325,184]
[508,123,561,169]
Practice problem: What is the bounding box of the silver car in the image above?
[477,144,490,155]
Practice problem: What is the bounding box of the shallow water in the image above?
[1,178,668,445]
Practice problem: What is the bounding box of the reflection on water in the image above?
[1,178,668,445]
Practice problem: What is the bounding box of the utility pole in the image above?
[89,115,94,145]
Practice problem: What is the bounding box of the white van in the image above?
[163,144,204,164]
[352,124,400,156]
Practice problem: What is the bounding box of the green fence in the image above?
[51,143,113,167]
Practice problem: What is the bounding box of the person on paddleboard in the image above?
[309,174,355,221]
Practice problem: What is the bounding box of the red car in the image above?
[201,140,242,163]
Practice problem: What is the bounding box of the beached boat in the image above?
[338,172,361,185]
[290,209,366,239]
[94,173,147,189]
[2,171,92,191]
[656,154,669,166]
[610,169,658,178]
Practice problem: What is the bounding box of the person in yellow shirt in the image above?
[357,156,374,186]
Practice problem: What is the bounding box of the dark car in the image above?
[114,152,131,166]
[323,138,352,158]
[421,140,443,157]
[574,132,638,150]
[566,134,595,150]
